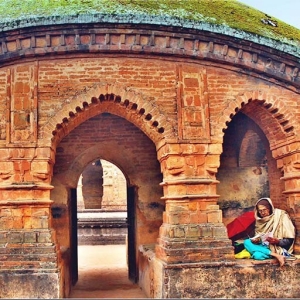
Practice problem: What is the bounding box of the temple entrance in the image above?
[50,112,164,297]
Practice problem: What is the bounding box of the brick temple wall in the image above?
[0,18,300,298]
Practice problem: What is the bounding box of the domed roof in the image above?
[0,0,299,56]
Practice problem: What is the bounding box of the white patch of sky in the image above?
[238,0,300,29]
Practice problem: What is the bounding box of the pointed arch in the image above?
[58,141,137,188]
[217,91,296,150]
[41,83,175,148]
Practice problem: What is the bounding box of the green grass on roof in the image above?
[0,0,299,45]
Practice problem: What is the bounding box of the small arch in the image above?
[91,97,99,104]
[115,95,121,103]
[152,121,158,127]
[77,158,127,211]
[131,103,138,110]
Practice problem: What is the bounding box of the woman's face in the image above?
[257,204,270,217]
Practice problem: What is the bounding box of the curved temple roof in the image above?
[0,0,300,58]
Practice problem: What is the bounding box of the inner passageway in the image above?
[69,244,147,299]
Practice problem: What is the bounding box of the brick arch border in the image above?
[216,90,297,150]
[41,82,175,148]
[60,142,137,188]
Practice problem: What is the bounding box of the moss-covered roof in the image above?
[0,0,299,56]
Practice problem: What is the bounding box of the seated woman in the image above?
[244,197,295,267]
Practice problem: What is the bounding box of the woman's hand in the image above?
[251,237,261,244]
[266,237,280,245]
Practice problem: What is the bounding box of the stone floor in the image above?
[69,244,147,299]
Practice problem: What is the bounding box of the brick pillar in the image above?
[155,143,234,263]
[0,146,63,298]
[278,150,300,255]
[82,159,103,209]
[0,183,64,298]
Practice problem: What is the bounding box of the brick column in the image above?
[0,147,63,298]
[277,150,300,255]
[155,143,234,263]
[0,183,64,298]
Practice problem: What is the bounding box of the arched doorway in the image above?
[50,112,164,297]
[77,159,128,246]
[75,158,138,284]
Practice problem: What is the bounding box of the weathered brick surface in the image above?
[162,260,300,298]
[0,17,300,299]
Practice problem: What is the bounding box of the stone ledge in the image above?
[139,245,300,298]
[0,268,59,273]
[167,256,300,268]
[0,271,60,298]
[140,244,300,267]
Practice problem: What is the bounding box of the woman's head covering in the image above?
[253,197,295,254]
[256,198,273,217]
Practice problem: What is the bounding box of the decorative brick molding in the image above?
[0,24,299,92]
[41,82,175,148]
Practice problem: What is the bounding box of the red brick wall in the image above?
[0,56,298,243]
[37,58,178,131]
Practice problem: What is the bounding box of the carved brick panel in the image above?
[7,63,38,145]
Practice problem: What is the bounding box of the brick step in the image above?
[0,260,58,269]
[0,244,57,255]
[0,230,56,244]
[158,238,233,249]
[0,253,58,262]
[0,268,59,274]
[0,242,54,248]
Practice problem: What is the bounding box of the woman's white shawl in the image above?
[254,197,295,254]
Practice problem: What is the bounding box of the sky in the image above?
[239,0,300,29]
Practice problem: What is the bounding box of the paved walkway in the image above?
[69,244,147,299]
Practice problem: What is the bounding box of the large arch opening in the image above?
[77,159,128,246]
[72,158,142,297]
[217,111,284,227]
[76,158,128,272]
[50,112,164,297]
